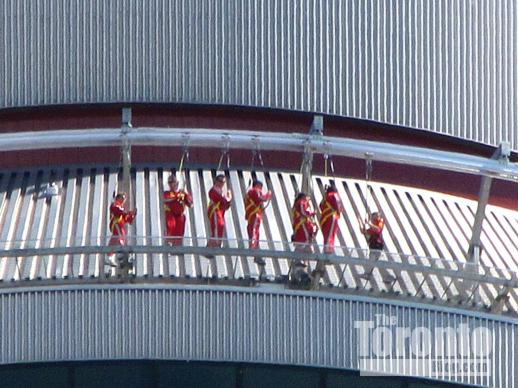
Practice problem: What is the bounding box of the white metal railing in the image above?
[0,236,517,291]
[0,128,516,182]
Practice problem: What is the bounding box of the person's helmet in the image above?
[371,212,383,223]
[295,192,307,202]
[168,175,178,184]
[326,183,337,193]
[115,192,127,201]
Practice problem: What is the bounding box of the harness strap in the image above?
[110,214,124,230]
[245,196,262,223]
[293,219,306,234]
[208,201,221,219]
[292,208,310,234]
[320,201,338,226]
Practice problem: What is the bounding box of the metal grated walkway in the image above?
[0,165,517,314]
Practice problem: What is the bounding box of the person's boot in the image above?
[104,256,117,268]
[311,267,326,278]
[204,242,215,258]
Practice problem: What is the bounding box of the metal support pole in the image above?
[467,143,511,261]
[121,107,133,207]
[300,141,313,194]
[120,107,133,275]
[467,143,510,260]
[303,115,326,290]
[299,115,323,194]
[466,142,510,302]
[467,178,492,260]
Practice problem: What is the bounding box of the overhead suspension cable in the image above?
[364,152,373,219]
[216,135,231,171]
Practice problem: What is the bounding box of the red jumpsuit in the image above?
[292,197,316,252]
[108,201,135,253]
[164,189,193,246]
[319,191,343,254]
[245,187,272,249]
[207,186,231,247]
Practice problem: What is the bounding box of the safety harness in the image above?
[109,213,124,231]
[110,204,132,231]
[208,201,221,219]
[244,192,263,223]
[292,204,311,234]
[319,199,339,226]
[368,219,385,246]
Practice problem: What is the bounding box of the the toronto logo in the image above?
[354,314,493,378]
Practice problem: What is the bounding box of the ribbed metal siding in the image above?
[0,285,515,387]
[1,0,517,149]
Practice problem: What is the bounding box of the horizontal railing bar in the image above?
[1,244,517,289]
[0,128,516,182]
[2,235,517,277]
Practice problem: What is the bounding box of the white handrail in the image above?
[0,235,516,288]
[0,127,516,182]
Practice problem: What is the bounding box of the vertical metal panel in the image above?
[0,285,516,386]
[1,0,517,149]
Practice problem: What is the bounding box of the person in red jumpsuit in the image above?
[359,212,394,283]
[207,174,232,249]
[319,184,344,254]
[245,179,272,250]
[291,192,317,254]
[107,192,136,259]
[359,211,385,255]
[163,174,193,246]
[359,211,385,277]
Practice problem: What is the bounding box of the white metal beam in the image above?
[0,244,516,289]
[468,144,511,260]
[0,128,516,182]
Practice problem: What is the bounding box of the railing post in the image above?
[120,107,133,276]
[465,142,510,303]
[300,115,323,194]
[121,107,133,209]
[302,115,326,290]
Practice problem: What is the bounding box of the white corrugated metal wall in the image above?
[1,0,517,149]
[0,285,515,387]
